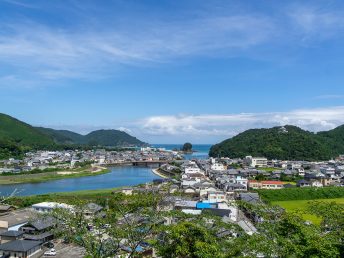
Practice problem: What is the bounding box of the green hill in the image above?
[209,125,344,161]
[0,113,54,147]
[0,113,146,159]
[84,129,145,147]
[36,127,145,147]
[35,127,84,144]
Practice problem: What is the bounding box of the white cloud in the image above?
[117,127,132,134]
[139,106,344,139]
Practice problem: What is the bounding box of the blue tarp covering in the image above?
[196,202,216,209]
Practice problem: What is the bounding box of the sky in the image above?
[1,0,344,144]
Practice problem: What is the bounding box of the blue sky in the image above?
[1,0,344,143]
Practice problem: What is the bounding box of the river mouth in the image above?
[0,166,160,196]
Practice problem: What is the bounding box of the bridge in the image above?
[104,160,184,167]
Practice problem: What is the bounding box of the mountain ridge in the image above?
[0,113,146,152]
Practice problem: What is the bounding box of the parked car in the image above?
[43,242,55,248]
[44,249,56,256]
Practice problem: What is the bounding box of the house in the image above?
[31,202,72,213]
[297,179,310,187]
[183,186,197,194]
[20,217,56,243]
[83,203,103,217]
[0,205,15,215]
[238,192,260,204]
[207,191,226,202]
[0,230,24,244]
[169,185,179,193]
[0,240,42,258]
[248,180,284,190]
[121,188,133,195]
[0,209,33,232]
[310,180,323,187]
[184,167,201,174]
[210,163,225,171]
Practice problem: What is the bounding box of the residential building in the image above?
[248,180,284,190]
[0,240,42,258]
[244,156,268,168]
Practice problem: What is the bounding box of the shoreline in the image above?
[152,168,169,179]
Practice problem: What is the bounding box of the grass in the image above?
[272,198,344,225]
[0,167,110,184]
[7,187,124,208]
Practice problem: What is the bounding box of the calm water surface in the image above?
[0,144,212,197]
[152,144,211,160]
[0,166,160,196]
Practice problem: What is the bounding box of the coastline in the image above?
[152,168,169,179]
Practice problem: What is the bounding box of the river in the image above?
[0,144,212,196]
[0,166,160,196]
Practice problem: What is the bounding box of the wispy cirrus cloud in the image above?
[0,14,275,87]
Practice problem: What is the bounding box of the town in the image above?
[0,148,343,257]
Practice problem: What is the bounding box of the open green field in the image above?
[272,198,344,224]
[0,167,110,184]
[7,187,124,208]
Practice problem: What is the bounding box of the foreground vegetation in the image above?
[22,189,343,258]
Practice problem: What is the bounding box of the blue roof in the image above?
[196,202,216,209]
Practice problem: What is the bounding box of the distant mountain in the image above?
[83,129,145,146]
[36,127,84,144]
[0,113,146,158]
[209,125,344,161]
[36,127,146,147]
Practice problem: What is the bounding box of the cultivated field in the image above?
[272,198,344,224]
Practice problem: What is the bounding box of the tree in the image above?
[182,142,192,152]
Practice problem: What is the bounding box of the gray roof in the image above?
[84,203,103,214]
[0,230,24,237]
[0,205,14,212]
[0,240,42,252]
[26,217,56,231]
[239,193,260,204]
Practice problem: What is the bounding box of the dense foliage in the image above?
[0,113,55,147]
[19,190,343,258]
[257,187,344,202]
[209,125,344,160]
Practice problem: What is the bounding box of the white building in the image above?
[207,191,226,203]
[32,202,73,213]
[235,176,248,190]
[184,167,201,174]
[245,156,267,168]
[210,163,225,171]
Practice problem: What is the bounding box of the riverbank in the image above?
[0,166,110,185]
[151,168,169,179]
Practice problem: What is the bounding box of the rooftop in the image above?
[0,240,42,252]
